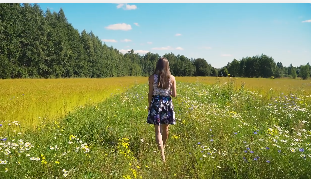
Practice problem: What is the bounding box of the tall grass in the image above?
[0,77,147,130]
[177,76,311,95]
[1,80,310,178]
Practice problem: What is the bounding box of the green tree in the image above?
[300,64,310,80]
[227,59,240,77]
[193,58,211,76]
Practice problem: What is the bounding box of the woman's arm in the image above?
[171,75,177,97]
[148,75,154,109]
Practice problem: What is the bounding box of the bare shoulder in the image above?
[170,75,176,82]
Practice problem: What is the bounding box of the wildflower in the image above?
[278,150,281,153]
[299,148,304,152]
[62,169,69,177]
[69,135,76,140]
[0,160,8,164]
[210,139,214,142]
[266,160,270,163]
[4,149,11,155]
[254,131,258,134]
[234,132,237,135]
[1,138,7,141]
[5,168,8,172]
[266,147,269,150]
[217,166,221,168]
[250,151,254,153]
[55,161,60,164]
[30,157,40,161]
[0,124,2,127]
[300,154,306,158]
[203,154,207,157]
[197,142,201,145]
[290,148,295,152]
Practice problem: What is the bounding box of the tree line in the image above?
[222,55,310,80]
[0,3,310,80]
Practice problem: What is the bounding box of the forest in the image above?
[0,3,310,79]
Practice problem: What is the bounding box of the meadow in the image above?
[0,77,311,178]
[0,77,146,130]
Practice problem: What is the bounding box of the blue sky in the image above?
[36,3,311,68]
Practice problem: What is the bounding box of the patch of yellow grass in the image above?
[0,77,147,130]
[176,76,311,95]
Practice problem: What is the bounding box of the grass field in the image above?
[0,77,146,130]
[0,77,311,178]
[177,76,311,94]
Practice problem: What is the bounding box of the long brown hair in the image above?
[154,57,171,89]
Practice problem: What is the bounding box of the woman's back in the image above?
[152,74,171,96]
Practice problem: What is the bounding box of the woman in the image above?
[147,57,177,163]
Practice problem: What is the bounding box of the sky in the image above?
[34,3,311,68]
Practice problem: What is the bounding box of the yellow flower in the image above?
[123,175,131,179]
[5,168,8,172]
[131,168,137,178]
[69,135,76,140]
[172,135,179,139]
[55,161,60,164]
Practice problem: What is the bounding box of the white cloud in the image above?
[116,3,124,9]
[176,47,184,50]
[152,46,173,50]
[147,42,152,44]
[116,3,137,10]
[302,19,311,23]
[221,54,232,57]
[105,23,132,31]
[119,49,149,54]
[135,50,149,54]
[122,39,132,42]
[202,46,212,50]
[101,39,117,43]
[119,49,131,54]
[175,33,182,36]
[134,23,139,26]
[125,4,137,10]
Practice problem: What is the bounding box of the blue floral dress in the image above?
[147,74,176,125]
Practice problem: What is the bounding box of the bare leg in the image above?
[161,124,169,148]
[154,124,165,162]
